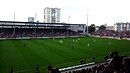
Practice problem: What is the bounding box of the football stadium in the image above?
[0,21,130,73]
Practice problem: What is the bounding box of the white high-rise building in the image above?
[44,7,60,23]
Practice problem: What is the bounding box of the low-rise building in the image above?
[114,22,130,31]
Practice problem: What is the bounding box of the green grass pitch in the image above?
[0,37,130,73]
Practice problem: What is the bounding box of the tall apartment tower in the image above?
[44,7,60,23]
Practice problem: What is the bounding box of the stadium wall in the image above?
[0,36,82,40]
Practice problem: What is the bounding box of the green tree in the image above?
[99,25,106,30]
[88,24,95,33]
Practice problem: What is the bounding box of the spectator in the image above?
[48,65,53,73]
[80,59,83,64]
[47,65,60,73]
[36,64,40,73]
[9,68,13,73]
[123,57,130,73]
[93,56,95,62]
[105,55,108,61]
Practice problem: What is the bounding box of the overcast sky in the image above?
[0,0,130,26]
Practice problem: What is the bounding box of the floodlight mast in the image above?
[86,10,89,34]
[67,15,70,36]
[14,11,15,21]
[68,15,70,23]
[13,11,15,35]
[34,13,37,36]
[35,13,37,22]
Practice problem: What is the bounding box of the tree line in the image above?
[86,24,106,33]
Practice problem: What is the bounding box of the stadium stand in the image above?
[0,28,80,38]
[0,21,84,39]
[92,29,130,39]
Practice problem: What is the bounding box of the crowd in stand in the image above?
[92,30,130,38]
[48,65,61,73]
[0,28,80,38]
[66,51,130,73]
